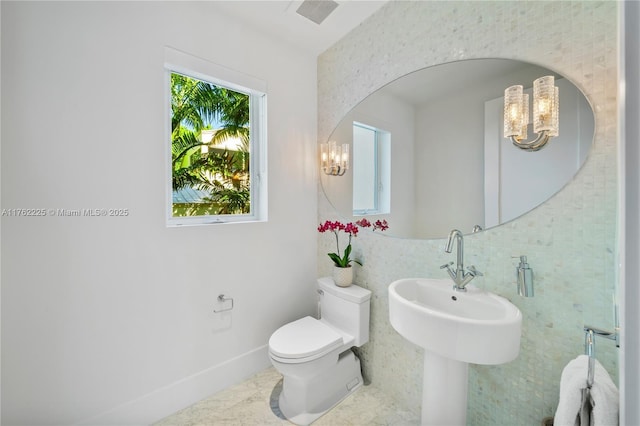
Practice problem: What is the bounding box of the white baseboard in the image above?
[76,345,271,425]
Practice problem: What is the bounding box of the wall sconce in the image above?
[321,141,349,176]
[504,75,559,152]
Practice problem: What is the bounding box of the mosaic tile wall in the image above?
[317,2,618,424]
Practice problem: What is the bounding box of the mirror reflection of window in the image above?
[353,122,391,216]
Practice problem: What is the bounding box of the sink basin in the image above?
[389,277,522,365]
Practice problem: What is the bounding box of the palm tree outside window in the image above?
[170,72,258,220]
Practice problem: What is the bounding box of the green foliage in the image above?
[327,244,362,268]
[170,72,251,215]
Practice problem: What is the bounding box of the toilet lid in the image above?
[269,316,343,360]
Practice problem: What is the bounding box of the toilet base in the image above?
[278,350,363,425]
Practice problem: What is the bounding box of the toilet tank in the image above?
[317,277,372,347]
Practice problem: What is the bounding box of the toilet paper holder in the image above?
[214,294,234,313]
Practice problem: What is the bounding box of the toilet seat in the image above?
[269,316,344,363]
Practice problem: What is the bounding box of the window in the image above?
[352,122,390,215]
[165,48,267,226]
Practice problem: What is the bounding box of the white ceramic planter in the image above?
[332,266,353,287]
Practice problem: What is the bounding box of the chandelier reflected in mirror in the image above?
[504,75,559,152]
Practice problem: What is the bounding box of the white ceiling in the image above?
[210,1,389,55]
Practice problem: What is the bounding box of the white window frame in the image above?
[164,47,267,227]
[352,121,390,216]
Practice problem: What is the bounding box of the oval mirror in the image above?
[320,58,595,239]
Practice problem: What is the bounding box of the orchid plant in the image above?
[318,218,389,268]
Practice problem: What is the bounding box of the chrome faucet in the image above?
[440,229,482,291]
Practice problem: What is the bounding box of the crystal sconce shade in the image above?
[504,76,559,151]
[321,141,349,176]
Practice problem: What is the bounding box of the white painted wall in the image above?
[1,2,318,424]
[414,86,486,238]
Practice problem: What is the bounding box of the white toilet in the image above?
[268,276,372,425]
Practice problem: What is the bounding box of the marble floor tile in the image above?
[155,367,418,425]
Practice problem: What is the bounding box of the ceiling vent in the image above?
[296,0,339,25]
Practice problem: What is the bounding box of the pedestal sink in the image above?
[388,278,522,425]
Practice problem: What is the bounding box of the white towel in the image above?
[554,354,619,426]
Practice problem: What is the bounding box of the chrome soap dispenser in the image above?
[516,255,534,297]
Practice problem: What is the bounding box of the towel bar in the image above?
[583,325,618,388]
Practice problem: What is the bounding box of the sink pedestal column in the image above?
[422,350,469,426]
